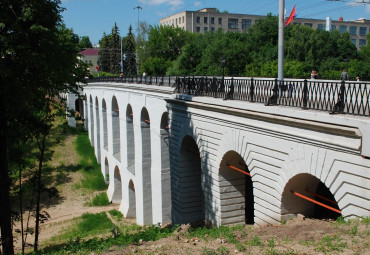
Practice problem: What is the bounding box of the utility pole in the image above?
[278,0,285,82]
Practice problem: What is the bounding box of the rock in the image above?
[138,239,143,245]
[297,214,306,221]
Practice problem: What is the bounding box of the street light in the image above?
[134,5,142,39]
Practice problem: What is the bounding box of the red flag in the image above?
[285,5,296,27]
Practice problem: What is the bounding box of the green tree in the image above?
[79,36,93,49]
[0,0,88,253]
[98,33,112,72]
[123,25,137,75]
[109,23,121,74]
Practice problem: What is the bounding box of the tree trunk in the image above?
[0,106,14,255]
[33,134,46,252]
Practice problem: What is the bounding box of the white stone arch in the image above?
[140,107,153,223]
[111,165,122,203]
[216,129,287,226]
[170,120,205,225]
[281,146,370,219]
[126,179,136,218]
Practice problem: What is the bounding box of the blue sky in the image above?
[61,0,370,44]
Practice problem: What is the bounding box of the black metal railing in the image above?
[87,76,370,116]
[87,75,177,87]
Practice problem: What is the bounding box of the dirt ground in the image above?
[103,217,370,255]
[12,134,370,255]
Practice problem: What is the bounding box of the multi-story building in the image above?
[159,8,370,50]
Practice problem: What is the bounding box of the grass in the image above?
[88,192,110,206]
[41,222,176,254]
[74,132,108,192]
[109,209,124,221]
[51,212,114,242]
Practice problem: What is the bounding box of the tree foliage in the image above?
[0,0,88,253]
[79,36,93,49]
[123,25,137,76]
[97,23,121,74]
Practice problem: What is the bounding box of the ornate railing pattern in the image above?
[87,76,370,116]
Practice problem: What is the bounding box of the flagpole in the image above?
[278,0,284,82]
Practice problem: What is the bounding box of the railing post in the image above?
[302,79,308,109]
[250,77,254,102]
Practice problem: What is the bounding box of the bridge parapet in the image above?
[88,76,370,117]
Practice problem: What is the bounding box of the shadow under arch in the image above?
[102,99,108,150]
[111,166,122,203]
[104,157,109,184]
[219,150,254,225]
[172,135,204,226]
[141,107,152,224]
[95,97,101,163]
[89,95,94,146]
[111,96,120,161]
[126,179,136,218]
[84,94,88,130]
[281,173,341,220]
[126,104,135,174]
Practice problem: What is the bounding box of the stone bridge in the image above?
[67,77,370,226]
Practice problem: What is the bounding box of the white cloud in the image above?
[367,4,370,14]
[194,1,201,7]
[140,0,184,7]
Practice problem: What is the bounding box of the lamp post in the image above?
[278,0,284,82]
[120,36,123,73]
[134,5,142,39]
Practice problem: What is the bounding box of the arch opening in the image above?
[111,166,122,203]
[104,158,109,184]
[75,98,84,126]
[219,151,254,225]
[111,96,120,161]
[141,108,152,223]
[126,105,135,174]
[172,135,204,226]
[84,94,88,130]
[95,97,101,163]
[282,173,341,220]
[127,180,136,218]
[102,99,108,150]
[89,95,94,146]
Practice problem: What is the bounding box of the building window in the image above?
[196,16,200,23]
[349,26,357,35]
[339,25,347,33]
[304,23,312,28]
[204,17,208,24]
[331,25,336,31]
[351,39,357,46]
[218,17,222,25]
[211,27,215,32]
[359,39,367,47]
[228,18,238,29]
[211,17,215,24]
[176,19,178,25]
[317,24,325,31]
[360,27,367,36]
[242,19,252,30]
[204,27,208,32]
[196,26,200,32]
[179,18,181,24]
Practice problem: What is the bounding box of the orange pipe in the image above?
[129,113,133,116]
[227,164,250,176]
[145,119,150,123]
[306,189,337,205]
[292,191,341,214]
[114,109,119,112]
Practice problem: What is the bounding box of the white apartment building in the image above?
[159,8,370,50]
